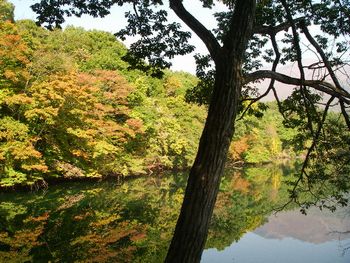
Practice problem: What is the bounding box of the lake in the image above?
[202,207,350,263]
[0,164,349,262]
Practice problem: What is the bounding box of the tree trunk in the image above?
[165,1,256,262]
[164,59,243,263]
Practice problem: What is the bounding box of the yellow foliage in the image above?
[10,143,42,160]
[21,163,48,172]
[229,136,249,161]
[5,93,33,105]
[91,214,120,227]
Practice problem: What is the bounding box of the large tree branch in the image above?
[244,70,350,104]
[169,0,221,62]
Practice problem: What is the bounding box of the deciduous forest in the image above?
[0,3,304,189]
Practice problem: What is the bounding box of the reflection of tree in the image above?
[0,211,48,262]
[0,176,184,262]
[275,116,350,214]
[328,206,350,256]
[0,165,307,261]
[206,165,295,250]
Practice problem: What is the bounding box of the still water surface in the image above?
[0,165,349,262]
[202,207,350,263]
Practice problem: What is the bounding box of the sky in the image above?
[9,0,228,74]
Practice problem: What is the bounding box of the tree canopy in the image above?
[0,14,210,188]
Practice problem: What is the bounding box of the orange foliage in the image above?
[229,136,249,161]
[23,69,144,176]
[130,232,147,242]
[71,220,146,262]
[231,172,250,193]
[26,212,50,223]
[126,118,144,132]
[0,213,49,261]
[73,211,92,221]
[0,20,30,87]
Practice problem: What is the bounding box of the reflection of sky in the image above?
[202,233,350,263]
[202,206,350,263]
[255,208,350,244]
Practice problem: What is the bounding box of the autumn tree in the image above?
[0,4,205,188]
[0,0,14,22]
[30,0,350,262]
[0,7,48,187]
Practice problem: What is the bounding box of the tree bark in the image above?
[165,1,256,262]
[164,58,242,263]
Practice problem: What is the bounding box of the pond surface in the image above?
[202,207,350,263]
[0,164,349,262]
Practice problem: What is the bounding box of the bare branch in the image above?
[268,28,287,119]
[301,96,335,180]
[237,30,284,121]
[237,86,272,121]
[269,32,281,72]
[271,86,287,120]
[276,96,335,212]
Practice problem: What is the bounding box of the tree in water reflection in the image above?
[0,165,303,262]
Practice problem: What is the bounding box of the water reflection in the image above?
[202,207,350,263]
[0,164,349,262]
[202,232,350,263]
[255,207,350,243]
